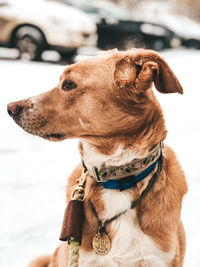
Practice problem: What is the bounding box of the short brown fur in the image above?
[8,49,187,267]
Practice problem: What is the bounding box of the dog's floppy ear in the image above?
[114,50,183,94]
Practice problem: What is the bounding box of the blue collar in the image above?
[101,159,159,191]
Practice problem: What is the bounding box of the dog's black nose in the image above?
[7,102,24,118]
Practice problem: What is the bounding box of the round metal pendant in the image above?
[92,232,111,255]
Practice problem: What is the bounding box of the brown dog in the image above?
[8,49,187,267]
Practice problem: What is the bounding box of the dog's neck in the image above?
[80,140,150,169]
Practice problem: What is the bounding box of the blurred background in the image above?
[1,0,200,62]
[1,0,200,267]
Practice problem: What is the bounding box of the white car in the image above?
[0,0,97,60]
[135,9,200,49]
[158,14,200,48]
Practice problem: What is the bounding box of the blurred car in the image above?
[61,0,180,51]
[97,18,178,51]
[139,13,200,49]
[164,15,200,49]
[0,0,97,60]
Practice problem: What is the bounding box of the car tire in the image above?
[186,39,200,49]
[123,35,145,50]
[151,39,166,51]
[59,49,77,63]
[13,26,46,61]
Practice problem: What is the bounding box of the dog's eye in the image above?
[62,80,77,91]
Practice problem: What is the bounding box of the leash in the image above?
[59,169,87,267]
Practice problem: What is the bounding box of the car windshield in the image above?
[153,14,200,38]
[55,0,131,20]
[168,15,200,33]
[96,5,130,20]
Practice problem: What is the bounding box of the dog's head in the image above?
[7,49,182,150]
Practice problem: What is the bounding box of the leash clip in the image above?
[71,169,88,200]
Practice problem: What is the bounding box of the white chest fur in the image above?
[79,189,173,267]
[80,141,173,266]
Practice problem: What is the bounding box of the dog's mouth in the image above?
[22,124,66,141]
[43,133,66,140]
[23,126,66,141]
[10,115,66,141]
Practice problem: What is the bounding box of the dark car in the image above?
[60,0,180,51]
[97,18,178,51]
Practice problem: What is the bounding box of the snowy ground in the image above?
[0,48,200,266]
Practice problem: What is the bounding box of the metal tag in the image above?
[92,231,111,255]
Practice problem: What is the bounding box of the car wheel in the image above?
[151,39,166,51]
[13,26,46,61]
[59,49,77,64]
[186,39,200,49]
[123,35,145,50]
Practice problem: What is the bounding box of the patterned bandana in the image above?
[84,142,163,182]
